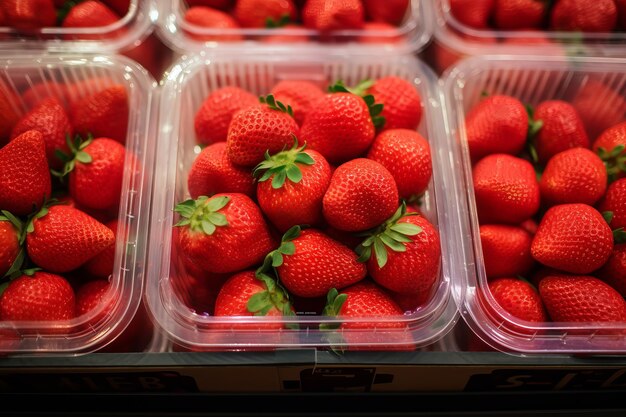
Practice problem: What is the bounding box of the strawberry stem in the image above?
[259,94,294,118]
[51,134,93,180]
[597,145,626,184]
[173,195,230,235]
[524,103,543,166]
[253,137,315,189]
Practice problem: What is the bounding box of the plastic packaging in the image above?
[442,54,626,356]
[0,54,157,355]
[146,51,459,351]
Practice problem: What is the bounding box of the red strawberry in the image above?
[0,212,20,277]
[270,80,325,126]
[75,279,111,317]
[551,0,617,32]
[449,0,494,29]
[83,219,119,278]
[27,205,115,273]
[323,158,399,232]
[363,0,408,25]
[0,272,75,321]
[488,277,547,322]
[539,148,607,207]
[3,0,56,31]
[366,76,422,132]
[175,194,275,274]
[465,95,528,161]
[233,0,297,28]
[539,275,626,322]
[102,0,130,16]
[531,204,613,274]
[254,142,331,232]
[358,22,405,44]
[269,227,366,298]
[520,218,539,236]
[0,85,20,146]
[593,122,626,182]
[226,95,300,167]
[10,98,73,170]
[188,142,256,199]
[263,23,310,44]
[70,85,129,144]
[391,289,431,313]
[494,0,547,29]
[472,154,540,224]
[303,0,365,32]
[597,244,626,298]
[598,178,626,230]
[532,100,590,165]
[367,129,432,199]
[480,225,534,279]
[572,81,626,141]
[183,6,243,42]
[62,1,121,30]
[0,130,51,216]
[186,0,233,9]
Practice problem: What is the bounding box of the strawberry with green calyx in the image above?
[254,138,331,232]
[259,94,294,118]
[596,144,626,183]
[599,178,626,231]
[51,134,94,179]
[0,210,25,279]
[366,76,423,131]
[327,80,385,129]
[265,14,291,28]
[524,103,544,166]
[270,81,325,126]
[603,211,626,244]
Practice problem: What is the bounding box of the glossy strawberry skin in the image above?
[480,225,534,279]
[277,229,366,298]
[75,279,111,317]
[550,0,617,32]
[597,244,626,298]
[449,0,495,29]
[593,121,626,181]
[531,204,614,274]
[70,85,129,144]
[323,158,399,232]
[598,178,626,230]
[3,0,57,31]
[0,130,51,216]
[488,277,547,322]
[102,0,130,16]
[183,6,243,42]
[303,0,365,32]
[234,0,297,28]
[539,275,626,322]
[0,220,19,277]
[494,0,546,29]
[62,1,120,29]
[363,0,409,25]
[270,81,325,126]
[83,219,119,279]
[367,76,422,131]
[472,154,540,224]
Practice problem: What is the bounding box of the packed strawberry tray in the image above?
[157,0,432,54]
[0,54,156,355]
[146,52,459,351]
[443,55,626,355]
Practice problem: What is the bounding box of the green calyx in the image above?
[603,211,626,244]
[57,0,84,25]
[524,104,544,166]
[246,272,295,321]
[253,138,315,189]
[173,195,230,235]
[51,134,94,180]
[257,225,301,275]
[597,145,626,184]
[328,79,385,129]
[319,288,347,331]
[355,202,423,268]
[266,14,291,28]
[259,94,294,118]
[0,210,26,280]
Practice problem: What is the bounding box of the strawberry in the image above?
[183,6,243,42]
[3,0,56,32]
[488,277,547,322]
[0,272,75,321]
[194,86,258,145]
[174,194,275,274]
[0,130,51,216]
[26,204,115,273]
[62,1,121,30]
[188,142,256,200]
[539,148,607,207]
[83,219,119,278]
[10,98,73,170]
[480,224,534,279]
[493,0,547,30]
[70,85,129,144]
[303,0,365,32]
[75,279,111,317]
[572,81,626,141]
[597,244,626,298]
[465,95,528,162]
[367,129,432,200]
[233,0,297,28]
[358,22,405,44]
[363,0,409,25]
[102,0,130,16]
[598,178,626,230]
[550,0,617,32]
[367,76,422,131]
[593,122,626,182]
[0,86,20,146]
[323,158,399,232]
[532,100,590,165]
[267,226,366,298]
[390,289,430,313]
[472,154,540,224]
[539,275,626,322]
[226,95,300,167]
[254,142,331,232]
[520,218,539,236]
[531,204,613,274]
[270,80,325,126]
[448,0,494,29]
[186,0,233,9]
[0,211,21,277]
[263,23,310,44]
[358,203,441,296]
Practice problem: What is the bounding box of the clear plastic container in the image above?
[442,54,626,356]
[0,0,157,53]
[146,51,459,351]
[157,0,432,55]
[0,53,157,356]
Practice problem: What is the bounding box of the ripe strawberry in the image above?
[188,142,256,199]
[83,219,119,278]
[75,279,111,317]
[270,80,325,126]
[593,122,626,182]
[550,0,617,32]
[465,95,528,161]
[303,0,365,32]
[480,225,534,279]
[472,154,540,224]
[183,6,243,42]
[226,95,300,167]
[358,22,405,44]
[366,76,422,132]
[102,0,130,16]
[62,1,121,31]
[494,0,547,29]
[363,0,409,25]
[10,98,73,170]
[254,142,331,232]
[269,227,366,298]
[70,85,129,144]
[0,86,20,146]
[0,272,75,321]
[186,0,233,9]
[531,204,613,274]
[174,194,275,274]
[539,275,626,322]
[488,277,547,322]
[263,23,310,44]
[598,178,626,230]
[539,148,607,207]
[27,204,115,273]
[449,0,494,29]
[597,244,626,298]
[0,212,21,277]
[3,0,56,31]
[0,130,51,216]
[234,0,297,28]
[367,129,432,199]
[358,204,441,296]
[532,100,590,165]
[520,218,539,236]
[323,158,399,232]
[390,289,431,312]
[572,81,626,141]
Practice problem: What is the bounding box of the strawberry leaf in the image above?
[271,252,284,267]
[266,13,291,28]
[52,134,93,180]
[373,239,388,268]
[614,228,626,244]
[389,223,422,235]
[278,241,295,255]
[597,145,626,184]
[320,288,347,331]
[603,211,615,225]
[253,138,313,189]
[259,94,294,117]
[173,196,230,235]
[3,248,25,280]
